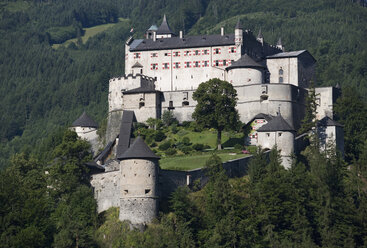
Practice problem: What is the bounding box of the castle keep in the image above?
[71,15,344,227]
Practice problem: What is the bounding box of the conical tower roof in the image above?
[317,116,343,127]
[226,54,265,70]
[235,18,242,29]
[277,37,282,46]
[118,136,160,160]
[257,28,263,39]
[257,114,295,132]
[156,14,175,35]
[71,112,98,128]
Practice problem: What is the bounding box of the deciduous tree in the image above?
[192,78,239,150]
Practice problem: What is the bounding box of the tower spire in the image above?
[257,27,264,45]
[235,18,242,30]
[276,37,284,51]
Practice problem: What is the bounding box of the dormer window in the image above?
[134,53,141,59]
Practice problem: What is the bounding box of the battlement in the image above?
[109,73,156,83]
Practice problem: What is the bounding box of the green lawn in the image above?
[159,152,248,171]
[52,18,129,49]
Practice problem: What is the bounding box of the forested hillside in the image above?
[0,0,366,168]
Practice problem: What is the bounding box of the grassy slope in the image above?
[52,18,129,49]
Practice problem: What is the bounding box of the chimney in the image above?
[221,27,224,36]
[153,31,156,41]
[179,31,183,39]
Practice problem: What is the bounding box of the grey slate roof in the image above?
[252,113,274,122]
[130,33,235,51]
[317,116,343,127]
[132,62,143,68]
[116,111,135,158]
[257,114,295,132]
[71,112,98,128]
[85,161,105,173]
[123,84,160,94]
[266,50,308,59]
[94,139,115,161]
[156,14,175,35]
[147,24,158,31]
[226,54,265,70]
[118,136,160,160]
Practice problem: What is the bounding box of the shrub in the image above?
[171,123,178,134]
[155,131,166,142]
[182,121,191,128]
[165,148,177,156]
[180,146,193,154]
[182,137,191,146]
[150,142,157,148]
[177,129,188,137]
[159,140,171,151]
[234,143,243,150]
[189,122,203,132]
[192,143,205,151]
[203,144,211,150]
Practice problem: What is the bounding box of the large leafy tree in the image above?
[192,78,239,150]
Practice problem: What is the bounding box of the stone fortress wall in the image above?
[90,153,259,214]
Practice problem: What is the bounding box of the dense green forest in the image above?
[0,1,367,246]
[0,0,367,168]
[2,128,367,247]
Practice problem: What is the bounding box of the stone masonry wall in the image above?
[90,170,120,213]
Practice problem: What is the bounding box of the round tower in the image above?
[70,111,99,154]
[257,114,295,169]
[117,137,160,227]
[226,54,265,86]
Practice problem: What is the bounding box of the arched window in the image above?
[279,68,283,75]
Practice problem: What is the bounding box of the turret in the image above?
[70,112,99,155]
[257,28,264,45]
[234,19,243,59]
[257,113,295,169]
[146,24,158,40]
[118,137,160,228]
[226,54,265,85]
[276,37,284,51]
[156,14,175,39]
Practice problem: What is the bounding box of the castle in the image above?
[70,16,344,228]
